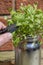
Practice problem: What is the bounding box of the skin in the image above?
[0,22,12,46]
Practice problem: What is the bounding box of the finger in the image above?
[0,33,12,46]
[0,22,6,30]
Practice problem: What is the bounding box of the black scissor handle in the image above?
[0,28,8,34]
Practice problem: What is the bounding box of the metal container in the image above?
[15,36,41,65]
[21,49,41,65]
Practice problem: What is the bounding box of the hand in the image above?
[0,22,12,46]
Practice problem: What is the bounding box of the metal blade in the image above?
[7,24,19,33]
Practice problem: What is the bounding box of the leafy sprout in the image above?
[7,4,43,47]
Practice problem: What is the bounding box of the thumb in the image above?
[0,22,6,30]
